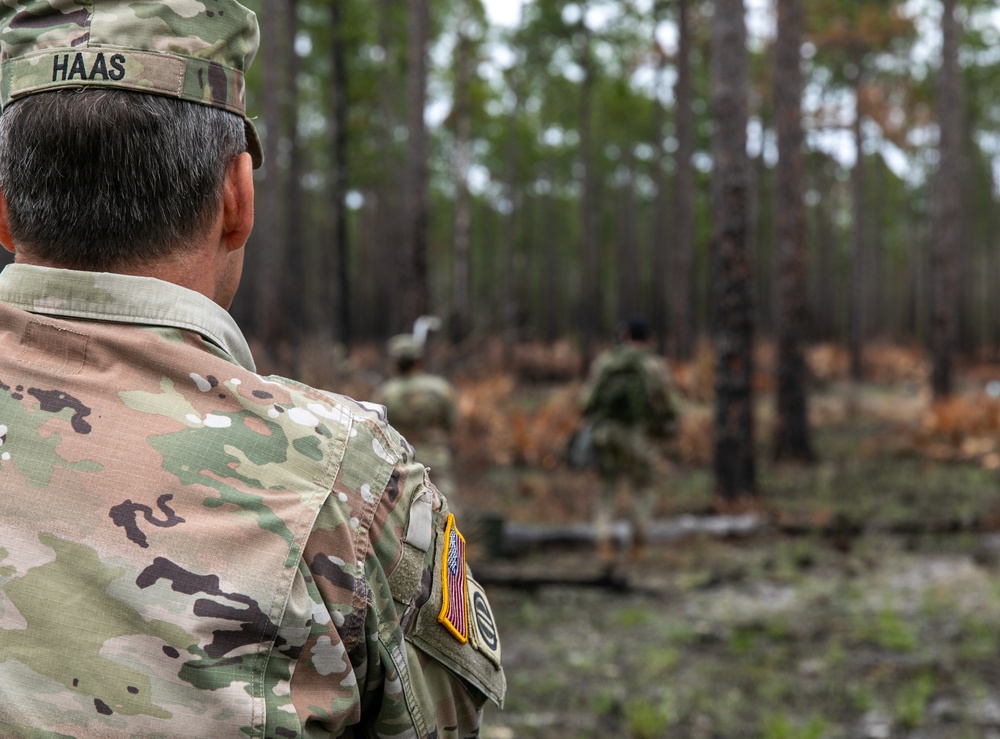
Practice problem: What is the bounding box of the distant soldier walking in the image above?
[375,332,459,505]
[581,317,679,562]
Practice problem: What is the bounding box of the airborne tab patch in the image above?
[437,514,469,643]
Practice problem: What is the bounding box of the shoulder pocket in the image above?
[406,515,506,707]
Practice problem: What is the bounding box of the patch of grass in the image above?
[847,681,877,714]
[667,467,714,509]
[617,605,653,628]
[639,646,681,677]
[624,694,675,739]
[728,624,764,656]
[954,617,1000,661]
[854,608,921,652]
[894,672,934,729]
[762,713,828,739]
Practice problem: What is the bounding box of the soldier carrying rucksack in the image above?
[579,317,679,564]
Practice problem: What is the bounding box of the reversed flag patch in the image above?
[438,514,469,643]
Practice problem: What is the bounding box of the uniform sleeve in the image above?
[382,462,506,733]
[289,443,503,736]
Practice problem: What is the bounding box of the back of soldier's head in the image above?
[0,1,263,271]
[388,334,424,373]
[630,318,649,343]
[619,316,649,344]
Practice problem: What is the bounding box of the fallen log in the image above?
[475,513,764,558]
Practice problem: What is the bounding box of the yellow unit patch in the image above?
[437,514,469,643]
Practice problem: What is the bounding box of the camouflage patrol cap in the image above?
[0,0,263,168]
[388,334,424,362]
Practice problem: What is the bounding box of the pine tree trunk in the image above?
[931,0,961,398]
[672,0,696,360]
[449,3,473,345]
[403,0,430,328]
[650,1,670,354]
[373,0,403,337]
[502,84,520,359]
[617,151,640,321]
[541,162,560,343]
[710,0,756,504]
[848,69,866,381]
[772,0,813,463]
[329,0,351,349]
[284,0,304,349]
[255,0,288,349]
[578,20,599,369]
[810,163,837,342]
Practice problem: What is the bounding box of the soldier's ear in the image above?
[221,152,254,253]
[0,187,13,254]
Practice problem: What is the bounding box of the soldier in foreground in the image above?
[580,318,679,563]
[0,2,504,736]
[373,333,459,507]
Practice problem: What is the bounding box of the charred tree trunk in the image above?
[450,5,474,345]
[710,0,756,504]
[930,0,961,398]
[255,0,289,348]
[672,0,696,360]
[578,21,599,369]
[373,0,403,337]
[772,0,813,463]
[403,0,430,327]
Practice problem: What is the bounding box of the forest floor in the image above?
[269,339,1000,738]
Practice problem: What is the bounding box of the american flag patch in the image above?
[438,514,469,643]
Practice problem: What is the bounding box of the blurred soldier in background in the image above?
[580,317,679,563]
[374,331,459,510]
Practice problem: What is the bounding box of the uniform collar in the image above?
[0,264,256,372]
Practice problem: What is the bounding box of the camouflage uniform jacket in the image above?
[581,345,677,432]
[0,265,505,738]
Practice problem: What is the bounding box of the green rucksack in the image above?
[583,348,678,436]
[584,349,652,426]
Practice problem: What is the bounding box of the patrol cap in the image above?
[388,334,424,362]
[0,0,263,168]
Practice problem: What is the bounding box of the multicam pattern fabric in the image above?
[0,264,505,737]
[372,372,457,501]
[0,0,263,165]
[581,345,677,472]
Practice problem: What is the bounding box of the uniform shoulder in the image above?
[414,372,455,395]
[260,374,409,462]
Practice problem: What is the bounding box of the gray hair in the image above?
[0,89,246,270]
